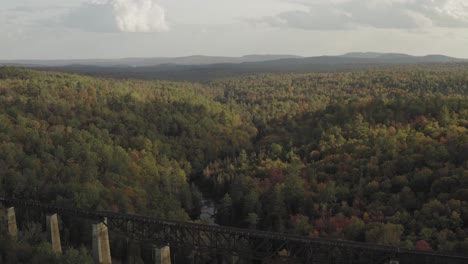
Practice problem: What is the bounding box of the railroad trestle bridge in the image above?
[0,198,467,264]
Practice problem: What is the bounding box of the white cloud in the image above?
[259,0,468,30]
[62,0,169,33]
[428,0,468,27]
[114,0,168,32]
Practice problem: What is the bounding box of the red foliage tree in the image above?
[415,240,433,251]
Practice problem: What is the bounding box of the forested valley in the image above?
[0,65,467,262]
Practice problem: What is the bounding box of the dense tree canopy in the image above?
[204,66,468,254]
[0,65,467,261]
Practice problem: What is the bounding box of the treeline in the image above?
[0,66,467,261]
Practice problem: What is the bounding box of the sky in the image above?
[1,0,468,59]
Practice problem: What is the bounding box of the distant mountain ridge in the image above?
[342,52,413,59]
[0,54,302,67]
[1,52,465,68]
[340,52,462,62]
[3,52,467,82]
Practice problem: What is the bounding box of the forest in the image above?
[0,65,467,262]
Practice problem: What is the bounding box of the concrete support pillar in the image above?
[7,207,17,241]
[92,222,112,264]
[153,245,171,264]
[46,214,62,254]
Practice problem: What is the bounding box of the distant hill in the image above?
[0,55,302,67]
[340,52,462,63]
[341,52,411,59]
[4,52,466,82]
[1,53,464,68]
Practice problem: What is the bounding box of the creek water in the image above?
[199,198,217,225]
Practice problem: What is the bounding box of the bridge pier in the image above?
[92,221,112,264]
[153,245,171,264]
[46,214,62,254]
[7,207,18,241]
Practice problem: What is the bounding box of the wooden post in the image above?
[92,222,112,264]
[7,207,17,241]
[46,214,62,254]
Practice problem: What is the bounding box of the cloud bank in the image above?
[63,0,169,33]
[259,0,468,30]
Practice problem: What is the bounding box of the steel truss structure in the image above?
[1,198,467,264]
